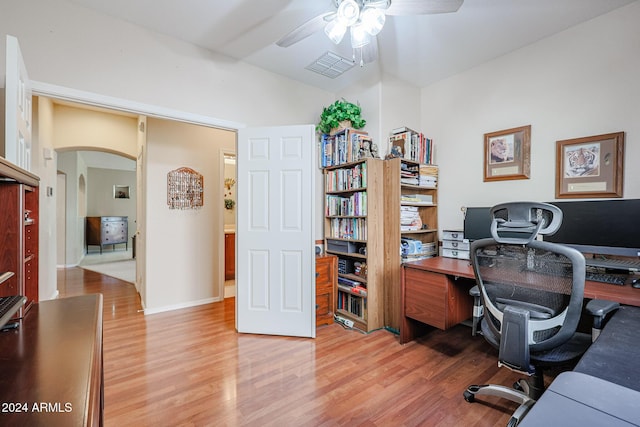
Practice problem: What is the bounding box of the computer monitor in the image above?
[464,200,640,258]
[463,207,492,241]
[545,199,640,258]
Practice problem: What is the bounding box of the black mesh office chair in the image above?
[462,202,593,426]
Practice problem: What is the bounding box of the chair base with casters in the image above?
[460,202,617,426]
[463,316,593,425]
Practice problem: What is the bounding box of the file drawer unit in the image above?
[86,216,128,253]
[441,230,470,260]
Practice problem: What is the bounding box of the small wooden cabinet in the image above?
[316,255,337,326]
[86,216,128,253]
[224,233,235,280]
[401,265,474,343]
[0,158,39,318]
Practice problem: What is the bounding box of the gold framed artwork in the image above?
[484,125,531,181]
[555,132,624,199]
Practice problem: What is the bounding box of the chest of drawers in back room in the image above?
[86,216,128,253]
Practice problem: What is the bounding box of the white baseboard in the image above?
[142,297,222,315]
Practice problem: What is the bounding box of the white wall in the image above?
[0,0,336,302]
[421,2,640,234]
[145,117,235,312]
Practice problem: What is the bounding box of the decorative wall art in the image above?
[167,167,204,209]
[224,178,236,210]
[483,125,531,182]
[113,185,130,199]
[555,132,624,199]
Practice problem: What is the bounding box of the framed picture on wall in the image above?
[114,185,130,199]
[555,132,624,199]
[483,125,531,181]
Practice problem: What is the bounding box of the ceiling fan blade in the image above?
[385,0,463,16]
[361,37,379,64]
[276,12,335,47]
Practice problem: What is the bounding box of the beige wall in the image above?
[420,1,640,234]
[53,105,138,158]
[145,117,235,312]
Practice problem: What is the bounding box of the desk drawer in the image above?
[404,268,447,330]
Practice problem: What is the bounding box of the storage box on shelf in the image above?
[441,230,470,260]
[324,157,388,332]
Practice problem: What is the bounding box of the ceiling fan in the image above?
[276,0,464,65]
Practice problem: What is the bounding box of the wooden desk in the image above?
[401,257,640,344]
[0,294,104,426]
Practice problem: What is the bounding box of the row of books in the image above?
[327,217,368,240]
[325,162,368,192]
[389,127,434,165]
[326,192,367,217]
[337,290,366,320]
[320,128,371,167]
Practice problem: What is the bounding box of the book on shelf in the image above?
[388,127,434,164]
[337,290,366,319]
[320,128,369,167]
[400,206,422,231]
[326,192,367,216]
[401,194,433,205]
[324,162,368,192]
[328,217,368,240]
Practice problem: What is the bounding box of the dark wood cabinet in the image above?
[316,255,337,326]
[0,157,39,317]
[0,294,104,426]
[86,216,128,253]
[224,232,235,280]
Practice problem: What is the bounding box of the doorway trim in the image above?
[31,81,246,131]
[32,80,244,309]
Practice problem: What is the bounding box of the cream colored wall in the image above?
[145,117,235,312]
[1,0,336,303]
[34,97,59,300]
[53,105,138,158]
[420,1,640,235]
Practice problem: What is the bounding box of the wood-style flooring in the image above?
[57,267,533,426]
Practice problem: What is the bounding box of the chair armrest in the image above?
[586,299,620,341]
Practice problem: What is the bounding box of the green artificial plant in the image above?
[318,99,366,134]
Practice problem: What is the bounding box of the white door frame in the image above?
[30,80,246,307]
[219,146,237,299]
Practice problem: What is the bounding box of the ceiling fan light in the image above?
[337,0,360,26]
[350,24,371,49]
[325,19,347,44]
[360,7,386,35]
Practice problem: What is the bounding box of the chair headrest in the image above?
[490,202,563,244]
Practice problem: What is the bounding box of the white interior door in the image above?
[237,125,316,338]
[4,35,32,171]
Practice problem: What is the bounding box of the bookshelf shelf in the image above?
[324,156,389,333]
[384,158,439,331]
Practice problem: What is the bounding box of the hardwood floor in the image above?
[57,267,529,426]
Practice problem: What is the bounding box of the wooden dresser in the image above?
[0,294,104,426]
[86,216,128,253]
[316,255,337,326]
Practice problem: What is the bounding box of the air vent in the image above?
[306,52,355,78]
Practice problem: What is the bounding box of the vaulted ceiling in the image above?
[69,0,636,92]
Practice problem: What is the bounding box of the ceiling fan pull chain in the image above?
[360,48,364,67]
